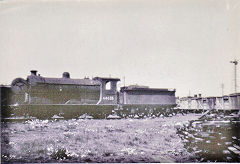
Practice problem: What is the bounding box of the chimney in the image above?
[30,70,37,76]
[62,72,70,78]
[198,94,202,98]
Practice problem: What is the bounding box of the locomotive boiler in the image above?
[1,70,176,119]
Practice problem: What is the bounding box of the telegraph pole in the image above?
[230,59,238,93]
[221,83,224,96]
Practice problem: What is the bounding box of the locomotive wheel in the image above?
[116,111,127,119]
[137,113,145,119]
[93,113,107,119]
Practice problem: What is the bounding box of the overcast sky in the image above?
[0,0,239,97]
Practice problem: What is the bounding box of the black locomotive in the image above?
[1,70,176,119]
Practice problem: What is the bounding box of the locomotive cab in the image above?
[93,77,120,105]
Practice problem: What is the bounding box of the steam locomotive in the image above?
[1,70,176,119]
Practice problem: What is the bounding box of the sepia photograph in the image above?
[0,0,239,163]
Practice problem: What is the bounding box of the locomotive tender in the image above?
[1,70,176,119]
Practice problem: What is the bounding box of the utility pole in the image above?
[221,83,224,96]
[230,59,238,93]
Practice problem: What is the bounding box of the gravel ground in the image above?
[1,114,199,163]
